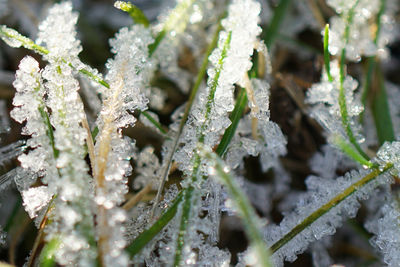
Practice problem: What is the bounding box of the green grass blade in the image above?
[152,21,223,215]
[140,111,168,136]
[263,0,292,49]
[0,25,49,55]
[216,87,248,157]
[201,148,272,267]
[38,238,60,267]
[125,190,184,256]
[330,134,374,168]
[337,0,369,161]
[371,66,395,145]
[323,24,333,82]
[173,187,194,266]
[360,0,386,123]
[114,1,150,27]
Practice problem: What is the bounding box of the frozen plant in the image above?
[0,0,400,266]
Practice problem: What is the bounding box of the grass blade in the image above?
[323,24,333,82]
[114,1,150,27]
[125,191,184,256]
[337,0,370,161]
[330,134,374,168]
[263,0,292,49]
[216,87,248,157]
[371,66,395,145]
[201,148,272,267]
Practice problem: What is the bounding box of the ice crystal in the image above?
[365,193,400,266]
[264,169,393,265]
[175,0,262,177]
[309,144,357,179]
[0,140,26,167]
[326,0,398,61]
[42,60,96,265]
[306,60,364,143]
[225,79,287,174]
[133,146,161,190]
[10,56,58,183]
[94,23,154,266]
[102,24,154,129]
[376,141,400,175]
[36,1,82,62]
[21,186,52,218]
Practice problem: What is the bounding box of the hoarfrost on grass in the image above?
[365,193,400,266]
[264,168,393,265]
[36,1,82,62]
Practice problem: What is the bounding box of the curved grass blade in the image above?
[330,134,374,168]
[140,111,168,136]
[201,148,272,267]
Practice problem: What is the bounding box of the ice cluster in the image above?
[376,141,400,175]
[365,193,400,266]
[264,168,393,266]
[146,0,264,264]
[327,0,398,61]
[10,56,57,182]
[93,21,156,267]
[225,78,287,172]
[9,3,98,265]
[306,60,364,144]
[175,0,262,176]
[36,1,82,62]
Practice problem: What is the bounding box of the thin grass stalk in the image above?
[202,148,272,267]
[337,0,370,160]
[172,30,232,266]
[152,20,224,217]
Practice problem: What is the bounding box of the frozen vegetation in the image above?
[0,0,399,266]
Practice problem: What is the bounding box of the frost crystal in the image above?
[376,141,400,175]
[224,79,287,178]
[365,193,400,266]
[10,56,58,185]
[175,0,262,176]
[22,186,52,218]
[168,0,262,264]
[102,25,154,128]
[36,1,82,62]
[43,60,96,265]
[306,60,364,143]
[94,23,155,267]
[265,169,393,265]
[326,0,398,61]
